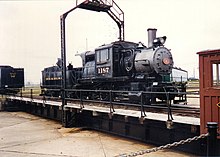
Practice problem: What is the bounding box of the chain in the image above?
[116,133,209,157]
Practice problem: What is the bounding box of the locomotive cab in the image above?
[81,41,138,81]
[95,44,113,78]
[95,41,138,78]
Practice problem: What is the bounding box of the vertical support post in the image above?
[20,88,22,98]
[109,90,115,113]
[80,90,84,109]
[140,92,146,117]
[166,92,174,129]
[60,14,67,127]
[167,92,173,120]
[30,89,33,100]
[43,94,46,104]
[118,24,122,41]
[60,6,82,127]
[206,122,218,156]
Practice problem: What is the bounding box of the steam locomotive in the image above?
[41,29,185,104]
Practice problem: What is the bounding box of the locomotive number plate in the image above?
[97,67,110,74]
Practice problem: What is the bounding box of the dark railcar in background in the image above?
[41,63,82,97]
[0,66,24,94]
[41,65,62,97]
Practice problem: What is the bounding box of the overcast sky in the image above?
[1,0,220,84]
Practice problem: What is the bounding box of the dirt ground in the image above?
[0,111,194,157]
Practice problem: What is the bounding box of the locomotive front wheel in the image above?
[99,91,109,101]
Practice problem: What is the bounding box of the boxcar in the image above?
[0,66,24,94]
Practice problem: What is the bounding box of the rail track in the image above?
[147,104,200,118]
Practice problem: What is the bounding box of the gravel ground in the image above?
[0,111,194,157]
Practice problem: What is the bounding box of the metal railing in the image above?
[11,87,200,108]
[3,87,200,108]
[10,87,199,122]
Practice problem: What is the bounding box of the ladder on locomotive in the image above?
[76,0,124,41]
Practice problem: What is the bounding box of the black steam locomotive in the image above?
[41,29,185,104]
[0,65,24,94]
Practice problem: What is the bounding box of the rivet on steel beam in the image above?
[191,125,197,133]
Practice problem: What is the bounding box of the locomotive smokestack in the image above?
[147,28,157,47]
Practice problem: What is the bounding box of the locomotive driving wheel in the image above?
[98,85,111,101]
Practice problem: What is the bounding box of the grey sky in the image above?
[1,0,220,84]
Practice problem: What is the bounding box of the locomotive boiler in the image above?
[41,29,181,104]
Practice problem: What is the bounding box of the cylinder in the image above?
[147,28,157,47]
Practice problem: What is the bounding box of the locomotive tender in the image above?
[42,28,182,104]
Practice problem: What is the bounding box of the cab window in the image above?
[212,62,220,86]
[96,49,109,64]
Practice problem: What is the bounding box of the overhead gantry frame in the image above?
[60,0,124,126]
